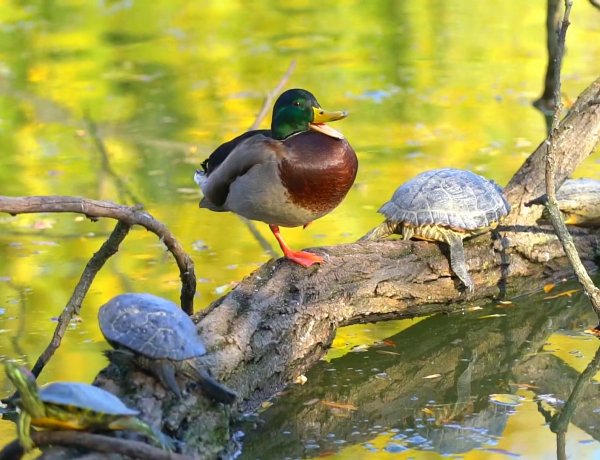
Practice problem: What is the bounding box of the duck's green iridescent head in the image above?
[271,88,348,140]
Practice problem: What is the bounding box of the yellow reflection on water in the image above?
[1,0,600,454]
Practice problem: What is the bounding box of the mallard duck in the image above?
[194,88,358,267]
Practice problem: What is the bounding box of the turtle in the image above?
[3,361,170,452]
[360,168,511,291]
[536,178,600,227]
[98,293,236,405]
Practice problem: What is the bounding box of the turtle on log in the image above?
[99,293,236,404]
[361,168,511,291]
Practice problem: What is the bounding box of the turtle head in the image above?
[4,361,45,418]
[271,88,347,140]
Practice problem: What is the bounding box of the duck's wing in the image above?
[201,129,271,175]
[200,134,285,209]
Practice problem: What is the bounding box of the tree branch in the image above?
[0,196,196,315]
[504,76,600,225]
[542,0,600,325]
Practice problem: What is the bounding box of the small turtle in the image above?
[360,168,511,291]
[4,361,170,451]
[536,178,600,227]
[99,293,236,404]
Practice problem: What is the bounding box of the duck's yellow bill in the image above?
[310,107,348,139]
[312,107,348,123]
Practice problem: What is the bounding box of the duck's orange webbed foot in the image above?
[283,249,323,267]
[269,224,323,267]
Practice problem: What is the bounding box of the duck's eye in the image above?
[292,100,301,107]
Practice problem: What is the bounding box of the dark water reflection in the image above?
[240,280,600,459]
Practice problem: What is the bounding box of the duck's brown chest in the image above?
[278,132,358,215]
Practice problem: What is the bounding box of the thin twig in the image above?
[543,0,600,327]
[236,60,297,257]
[533,0,563,121]
[0,431,195,460]
[30,221,131,378]
[0,196,196,315]
[248,60,297,131]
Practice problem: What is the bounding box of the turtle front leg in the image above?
[17,411,34,451]
[108,416,173,451]
[358,219,398,241]
[444,232,474,293]
[153,359,182,398]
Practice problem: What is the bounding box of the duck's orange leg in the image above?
[269,224,323,267]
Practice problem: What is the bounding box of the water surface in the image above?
[1,1,600,457]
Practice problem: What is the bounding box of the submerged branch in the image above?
[0,196,196,315]
[0,431,194,460]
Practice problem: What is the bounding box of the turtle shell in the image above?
[39,381,139,416]
[98,293,206,361]
[379,168,510,231]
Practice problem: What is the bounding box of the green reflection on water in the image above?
[1,0,600,456]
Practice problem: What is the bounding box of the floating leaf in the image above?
[509,382,539,390]
[543,283,555,293]
[350,344,369,353]
[303,398,320,406]
[294,374,307,385]
[489,393,522,406]
[260,401,273,410]
[544,289,579,300]
[321,400,358,411]
[192,240,208,252]
[423,373,441,379]
[376,350,401,356]
[497,300,513,305]
[536,394,563,406]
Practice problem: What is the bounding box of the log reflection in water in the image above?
[239,287,596,459]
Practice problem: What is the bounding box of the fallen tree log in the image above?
[31,76,600,459]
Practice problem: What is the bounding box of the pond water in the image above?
[0,0,600,458]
